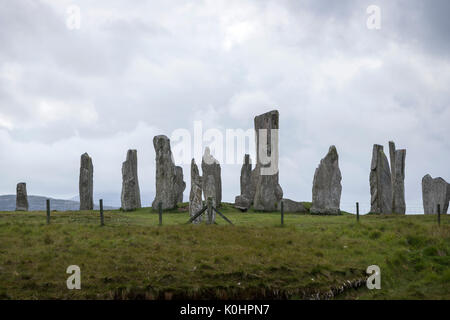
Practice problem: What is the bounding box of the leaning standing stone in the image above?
[234,154,253,210]
[121,149,141,211]
[310,146,342,215]
[189,159,203,224]
[202,147,222,206]
[152,135,185,210]
[252,110,283,211]
[79,153,94,211]
[369,145,392,214]
[16,182,29,211]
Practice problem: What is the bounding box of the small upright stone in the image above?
[234,154,253,210]
[252,110,283,211]
[202,147,222,206]
[370,145,392,214]
[152,135,185,210]
[79,153,94,211]
[189,159,203,224]
[121,149,141,211]
[16,182,29,211]
[422,175,449,214]
[310,146,342,215]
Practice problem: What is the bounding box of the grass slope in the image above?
[0,204,448,300]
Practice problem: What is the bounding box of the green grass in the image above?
[0,203,448,300]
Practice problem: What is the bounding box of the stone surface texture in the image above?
[121,149,141,211]
[79,153,94,211]
[282,199,306,213]
[370,145,393,214]
[310,146,342,215]
[16,182,29,211]
[189,159,203,224]
[422,174,449,215]
[201,147,222,206]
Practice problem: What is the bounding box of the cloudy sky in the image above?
[0,0,449,213]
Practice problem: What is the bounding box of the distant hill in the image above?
[0,195,118,212]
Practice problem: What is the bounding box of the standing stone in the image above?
[189,159,203,224]
[152,135,185,210]
[422,175,449,215]
[252,110,283,211]
[201,147,222,206]
[16,182,29,211]
[203,175,216,223]
[79,153,94,211]
[389,141,406,214]
[310,146,342,215]
[234,154,253,209]
[370,145,392,214]
[121,149,141,211]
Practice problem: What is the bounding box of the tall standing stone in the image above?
[422,174,449,215]
[79,153,94,211]
[311,146,342,215]
[16,182,29,211]
[389,141,406,214]
[253,110,283,211]
[202,147,222,206]
[152,135,185,210]
[189,159,203,224]
[121,149,141,211]
[370,145,392,214]
[234,154,253,209]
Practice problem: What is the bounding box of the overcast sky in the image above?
[0,0,449,213]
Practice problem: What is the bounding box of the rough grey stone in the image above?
[253,110,283,211]
[392,149,406,214]
[189,159,203,224]
[203,175,216,223]
[370,145,393,214]
[310,146,342,215]
[152,135,185,210]
[121,149,141,211]
[422,174,449,215]
[202,147,222,206]
[79,153,94,211]
[234,154,253,209]
[16,182,29,211]
[282,199,306,213]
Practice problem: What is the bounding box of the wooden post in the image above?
[356,202,360,223]
[437,204,441,227]
[100,199,104,226]
[158,202,162,226]
[280,200,284,226]
[46,199,50,224]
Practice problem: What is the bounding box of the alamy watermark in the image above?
[366,265,381,290]
[66,265,81,290]
[366,5,381,30]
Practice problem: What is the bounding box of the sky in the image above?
[0,0,449,213]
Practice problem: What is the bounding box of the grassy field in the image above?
[0,203,449,300]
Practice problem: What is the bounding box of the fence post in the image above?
[158,202,162,226]
[281,200,284,226]
[100,199,104,226]
[437,204,441,227]
[356,202,360,223]
[46,199,50,225]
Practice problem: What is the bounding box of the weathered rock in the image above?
[189,159,203,224]
[422,175,449,214]
[79,153,94,211]
[121,149,141,211]
[310,146,342,215]
[234,154,253,209]
[392,149,406,214]
[252,110,283,211]
[370,145,392,214]
[174,166,186,204]
[16,182,29,211]
[203,175,216,223]
[202,147,222,206]
[282,199,306,213]
[152,135,185,210]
